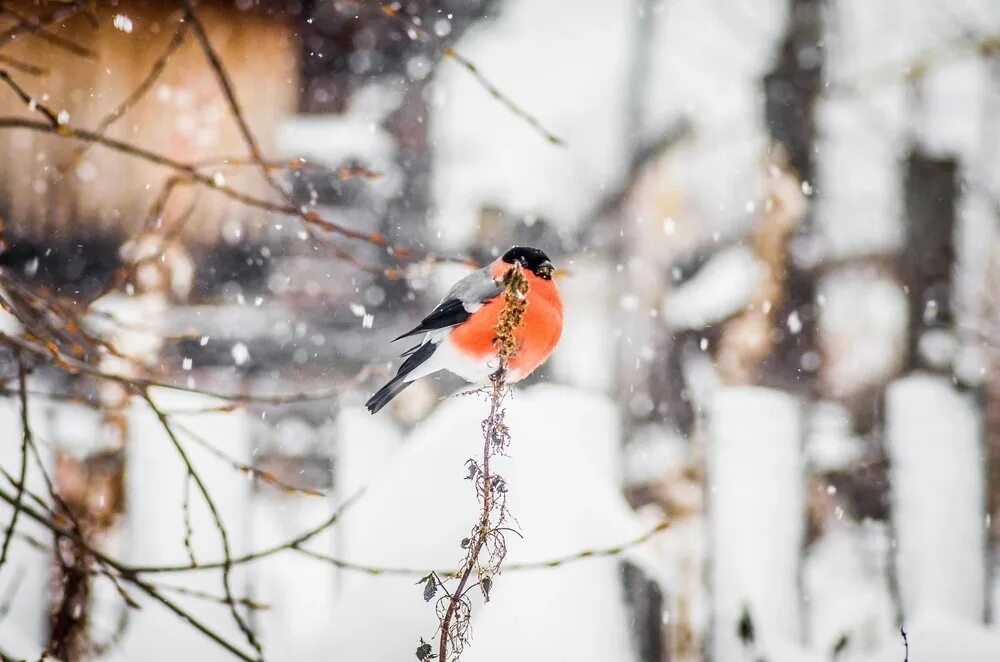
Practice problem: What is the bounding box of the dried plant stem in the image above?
[436,264,529,662]
[437,387,497,661]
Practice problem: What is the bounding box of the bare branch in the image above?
[0,479,258,661]
[373,2,564,146]
[0,2,94,57]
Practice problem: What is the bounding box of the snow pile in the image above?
[320,384,643,661]
[816,0,1000,262]
[814,89,906,260]
[818,270,908,397]
[708,386,804,660]
[885,374,985,621]
[663,246,763,330]
[803,522,895,658]
[805,401,864,472]
[894,610,1000,662]
[916,57,991,159]
[251,495,343,661]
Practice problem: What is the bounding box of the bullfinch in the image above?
[365,246,563,414]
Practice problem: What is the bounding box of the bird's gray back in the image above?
[443,265,503,306]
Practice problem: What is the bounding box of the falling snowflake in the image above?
[113,14,134,33]
[231,342,250,366]
[787,310,802,334]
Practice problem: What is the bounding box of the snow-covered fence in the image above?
[708,387,805,660]
[886,375,986,621]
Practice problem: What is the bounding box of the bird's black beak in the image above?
[536,261,555,279]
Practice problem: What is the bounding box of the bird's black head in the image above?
[501,246,555,280]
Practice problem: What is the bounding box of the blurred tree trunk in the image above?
[758,0,823,392]
[901,152,958,370]
[763,0,823,187]
[987,311,1000,610]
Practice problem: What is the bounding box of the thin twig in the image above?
[143,579,268,611]
[372,2,564,145]
[126,488,366,575]
[64,20,191,168]
[135,518,671,577]
[437,372,504,661]
[0,2,94,57]
[0,68,60,127]
[0,329,372,405]
[0,353,30,574]
[181,474,197,566]
[170,418,325,497]
[140,390,264,660]
[0,54,46,76]
[445,47,564,145]
[179,0,295,207]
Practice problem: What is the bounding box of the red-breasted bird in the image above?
[365,246,563,414]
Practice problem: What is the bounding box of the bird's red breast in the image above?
[449,260,563,381]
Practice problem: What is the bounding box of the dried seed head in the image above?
[494,263,530,365]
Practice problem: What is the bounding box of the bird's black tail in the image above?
[365,342,437,414]
[365,377,413,414]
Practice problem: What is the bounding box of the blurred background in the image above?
[0,0,998,660]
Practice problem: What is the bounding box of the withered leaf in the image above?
[415,574,437,602]
[415,638,433,660]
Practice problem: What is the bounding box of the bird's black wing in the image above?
[392,298,474,341]
[392,266,504,341]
